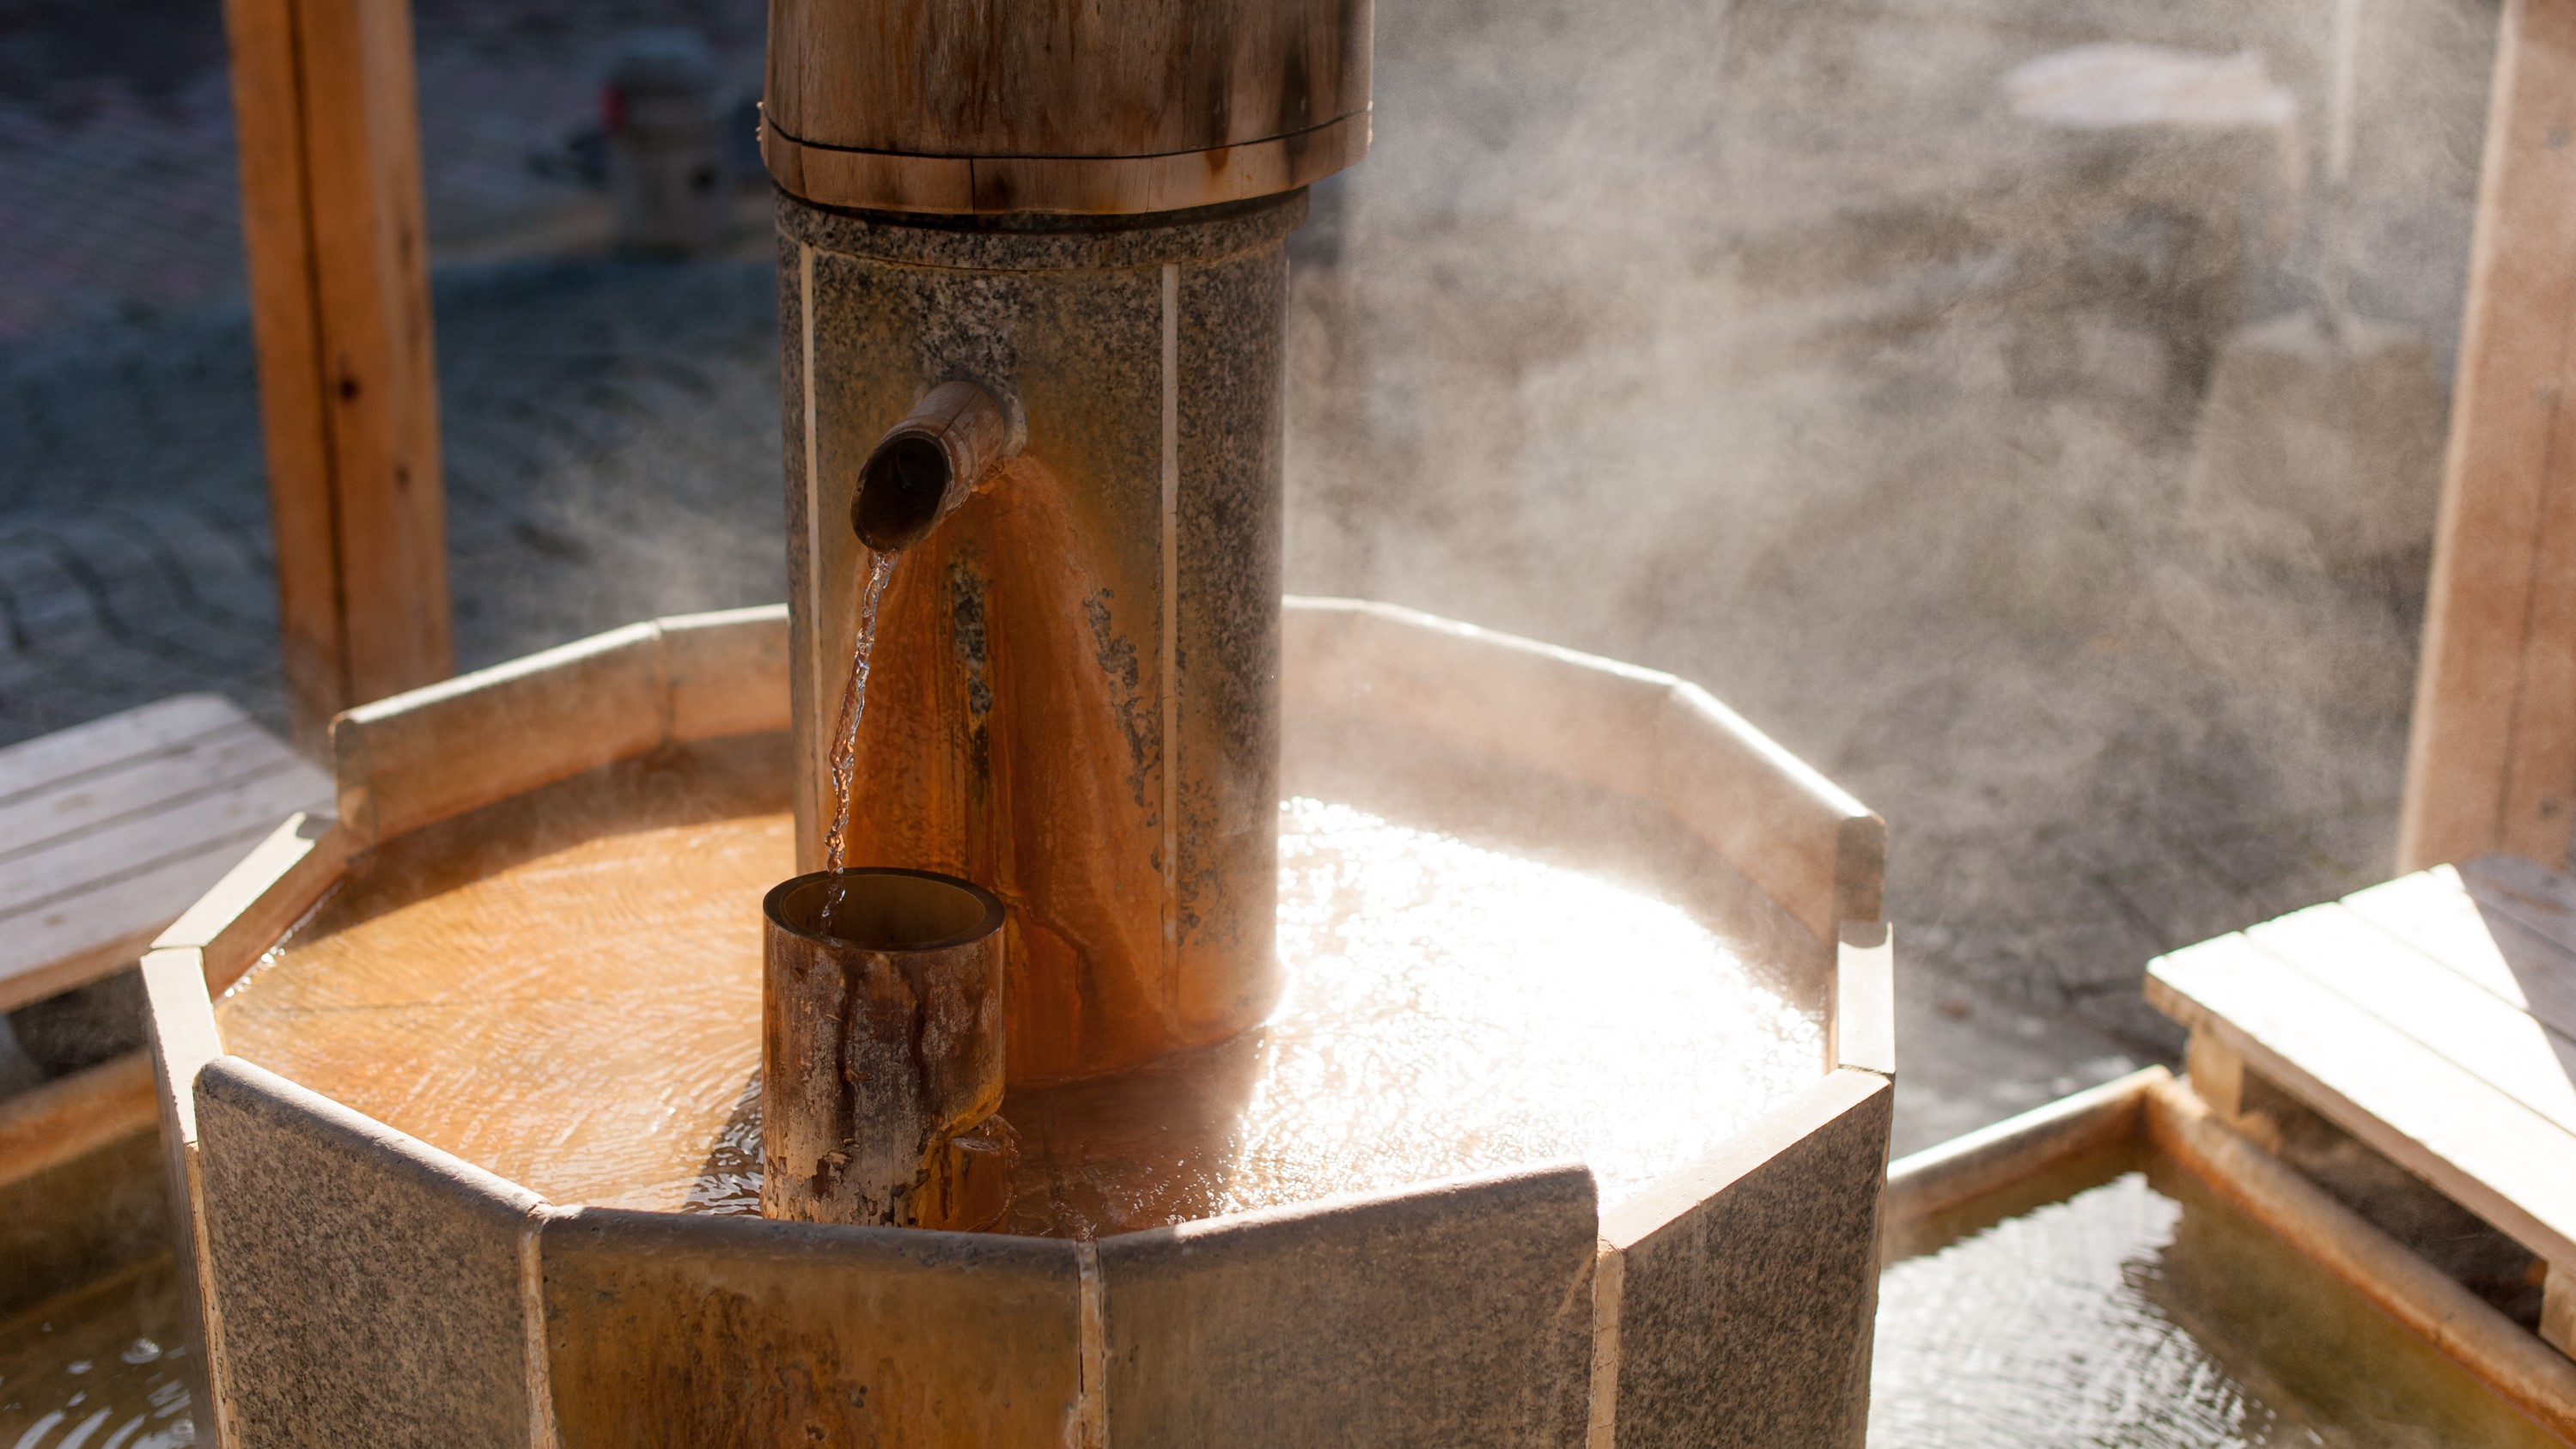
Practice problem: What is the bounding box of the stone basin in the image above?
[143,596,1894,1448]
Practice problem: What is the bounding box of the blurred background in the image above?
[0,0,2495,1148]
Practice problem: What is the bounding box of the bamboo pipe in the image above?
[852,381,1019,552]
[760,868,1014,1228]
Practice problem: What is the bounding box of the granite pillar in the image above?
[778,192,1300,1085]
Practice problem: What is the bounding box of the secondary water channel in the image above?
[1872,1146,2563,1447]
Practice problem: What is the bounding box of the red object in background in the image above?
[601,83,626,134]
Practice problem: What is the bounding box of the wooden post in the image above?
[223,0,453,755]
[2400,0,2576,874]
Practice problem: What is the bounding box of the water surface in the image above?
[1873,1153,2562,1448]
[0,1258,194,1449]
[218,789,1820,1232]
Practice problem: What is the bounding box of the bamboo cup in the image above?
[760,868,1014,1228]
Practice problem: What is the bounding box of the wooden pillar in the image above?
[224,0,453,755]
[2399,0,2576,874]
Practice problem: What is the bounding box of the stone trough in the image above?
[143,596,1893,1448]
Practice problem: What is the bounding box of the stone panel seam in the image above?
[518,1203,561,1449]
[1586,1242,1623,1449]
[1075,1237,1108,1448]
[799,239,824,871]
[1159,259,1181,991]
[186,1135,241,1449]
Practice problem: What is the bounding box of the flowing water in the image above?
[819,549,901,925]
[0,1258,196,1449]
[216,786,1821,1228]
[1872,1149,2565,1448]
[990,797,1821,1236]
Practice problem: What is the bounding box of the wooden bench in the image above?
[2147,855,2576,1357]
[0,694,333,1020]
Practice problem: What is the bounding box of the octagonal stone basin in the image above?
[143,597,1894,1449]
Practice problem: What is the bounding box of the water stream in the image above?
[819,549,900,926]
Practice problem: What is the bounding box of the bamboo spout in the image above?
[851,380,1019,551]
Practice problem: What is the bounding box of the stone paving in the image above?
[0,0,2505,1139]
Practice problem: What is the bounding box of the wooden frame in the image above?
[2146,859,2576,1369]
[1279,597,1886,949]
[330,605,789,846]
[762,114,1371,216]
[2400,0,2576,874]
[222,0,453,750]
[1881,1068,2576,1440]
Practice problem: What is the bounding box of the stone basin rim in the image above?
[140,595,1897,1448]
[148,594,1895,1239]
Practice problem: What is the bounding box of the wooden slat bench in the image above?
[2147,855,2576,1358]
[0,694,333,1020]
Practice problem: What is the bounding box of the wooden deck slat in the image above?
[0,697,331,1011]
[0,831,295,1014]
[2149,932,2576,1268]
[0,720,295,861]
[0,695,247,806]
[0,765,333,922]
[2462,853,2576,955]
[2242,902,2576,1139]
[2342,867,2576,1040]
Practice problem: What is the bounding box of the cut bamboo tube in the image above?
[761,868,1012,1228]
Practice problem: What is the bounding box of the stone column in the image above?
[780,192,1301,1084]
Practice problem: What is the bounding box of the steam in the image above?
[1282,0,2497,1046]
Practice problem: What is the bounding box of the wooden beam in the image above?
[2142,1075,2576,1433]
[223,0,452,754]
[2150,930,2576,1269]
[2401,0,2576,874]
[2184,1029,2248,1122]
